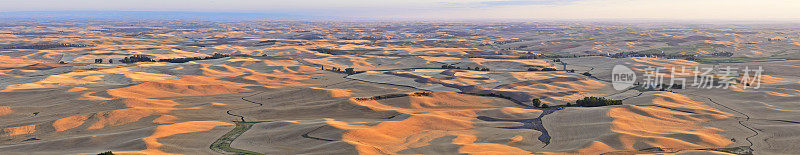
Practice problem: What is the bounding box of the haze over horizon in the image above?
[1,0,800,20]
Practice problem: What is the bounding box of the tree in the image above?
[528,68,540,71]
[108,59,113,64]
[531,98,541,107]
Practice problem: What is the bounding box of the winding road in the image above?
[211,92,267,155]
[476,110,558,146]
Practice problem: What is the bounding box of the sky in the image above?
[1,0,799,20]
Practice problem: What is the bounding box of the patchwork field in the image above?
[1,20,799,154]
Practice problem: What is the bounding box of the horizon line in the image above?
[2,10,800,23]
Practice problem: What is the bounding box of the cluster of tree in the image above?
[354,92,432,101]
[411,92,432,96]
[466,67,490,71]
[542,68,559,71]
[158,53,230,63]
[328,67,343,72]
[530,98,550,108]
[441,65,490,71]
[120,55,154,63]
[345,68,356,75]
[116,53,234,64]
[91,59,115,64]
[574,97,622,107]
[581,72,592,76]
[326,67,360,75]
[441,64,461,69]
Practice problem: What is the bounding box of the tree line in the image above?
[354,92,433,101]
[90,53,233,64]
[530,96,623,109]
[441,64,490,71]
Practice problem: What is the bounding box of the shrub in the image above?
[541,68,558,71]
[531,98,541,107]
[345,68,356,75]
[527,68,540,71]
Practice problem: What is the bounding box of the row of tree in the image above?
[158,53,230,63]
[531,96,623,109]
[354,92,433,101]
[93,53,232,64]
[441,65,490,71]
[528,67,559,71]
[120,55,154,63]
[574,97,623,107]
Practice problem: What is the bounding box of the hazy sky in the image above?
[1,0,799,20]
